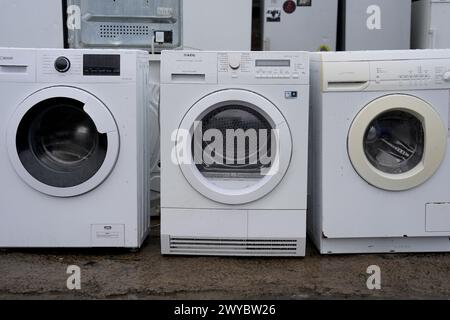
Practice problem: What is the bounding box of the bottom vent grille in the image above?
[169,238,300,256]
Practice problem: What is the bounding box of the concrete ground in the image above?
[0,213,449,300]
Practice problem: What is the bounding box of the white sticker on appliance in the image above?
[91,224,125,247]
[157,7,173,16]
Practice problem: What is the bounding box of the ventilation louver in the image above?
[169,237,300,256]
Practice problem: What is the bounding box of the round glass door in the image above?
[348,94,446,191]
[363,110,424,175]
[195,104,273,179]
[7,87,119,197]
[177,90,292,205]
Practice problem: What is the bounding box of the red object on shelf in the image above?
[283,0,297,14]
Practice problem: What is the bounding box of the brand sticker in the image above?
[285,91,298,99]
[266,8,281,22]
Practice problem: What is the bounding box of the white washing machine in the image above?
[160,51,309,256]
[412,0,450,49]
[309,50,450,254]
[262,0,338,52]
[0,0,64,48]
[182,0,252,50]
[0,48,152,248]
[338,0,411,51]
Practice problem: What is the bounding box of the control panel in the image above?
[218,52,309,84]
[369,60,450,90]
[321,59,450,92]
[161,51,309,85]
[36,50,139,83]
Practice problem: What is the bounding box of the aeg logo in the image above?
[184,53,196,57]
[366,5,382,30]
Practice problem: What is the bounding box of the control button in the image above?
[229,55,241,70]
[54,56,71,73]
[443,71,450,82]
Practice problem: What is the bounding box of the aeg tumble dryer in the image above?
[412,0,450,49]
[0,48,152,248]
[160,51,310,256]
[338,0,411,51]
[262,0,338,52]
[309,50,450,254]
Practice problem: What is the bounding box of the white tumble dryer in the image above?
[0,48,152,248]
[160,51,310,256]
[412,0,450,49]
[309,50,450,254]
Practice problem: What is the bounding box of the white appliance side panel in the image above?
[343,0,411,50]
[182,0,252,50]
[263,0,338,51]
[430,1,450,49]
[161,208,248,238]
[308,61,325,250]
[0,0,64,48]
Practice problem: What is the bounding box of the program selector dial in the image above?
[229,55,241,70]
[54,56,71,73]
[443,71,450,82]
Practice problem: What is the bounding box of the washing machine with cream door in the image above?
[0,0,64,48]
[0,48,152,248]
[412,0,450,49]
[309,50,450,254]
[262,0,338,52]
[160,51,309,256]
[338,0,411,50]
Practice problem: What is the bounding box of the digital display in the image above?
[83,54,120,76]
[256,59,291,67]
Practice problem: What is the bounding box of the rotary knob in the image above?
[229,55,241,70]
[443,71,450,82]
[54,56,71,73]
